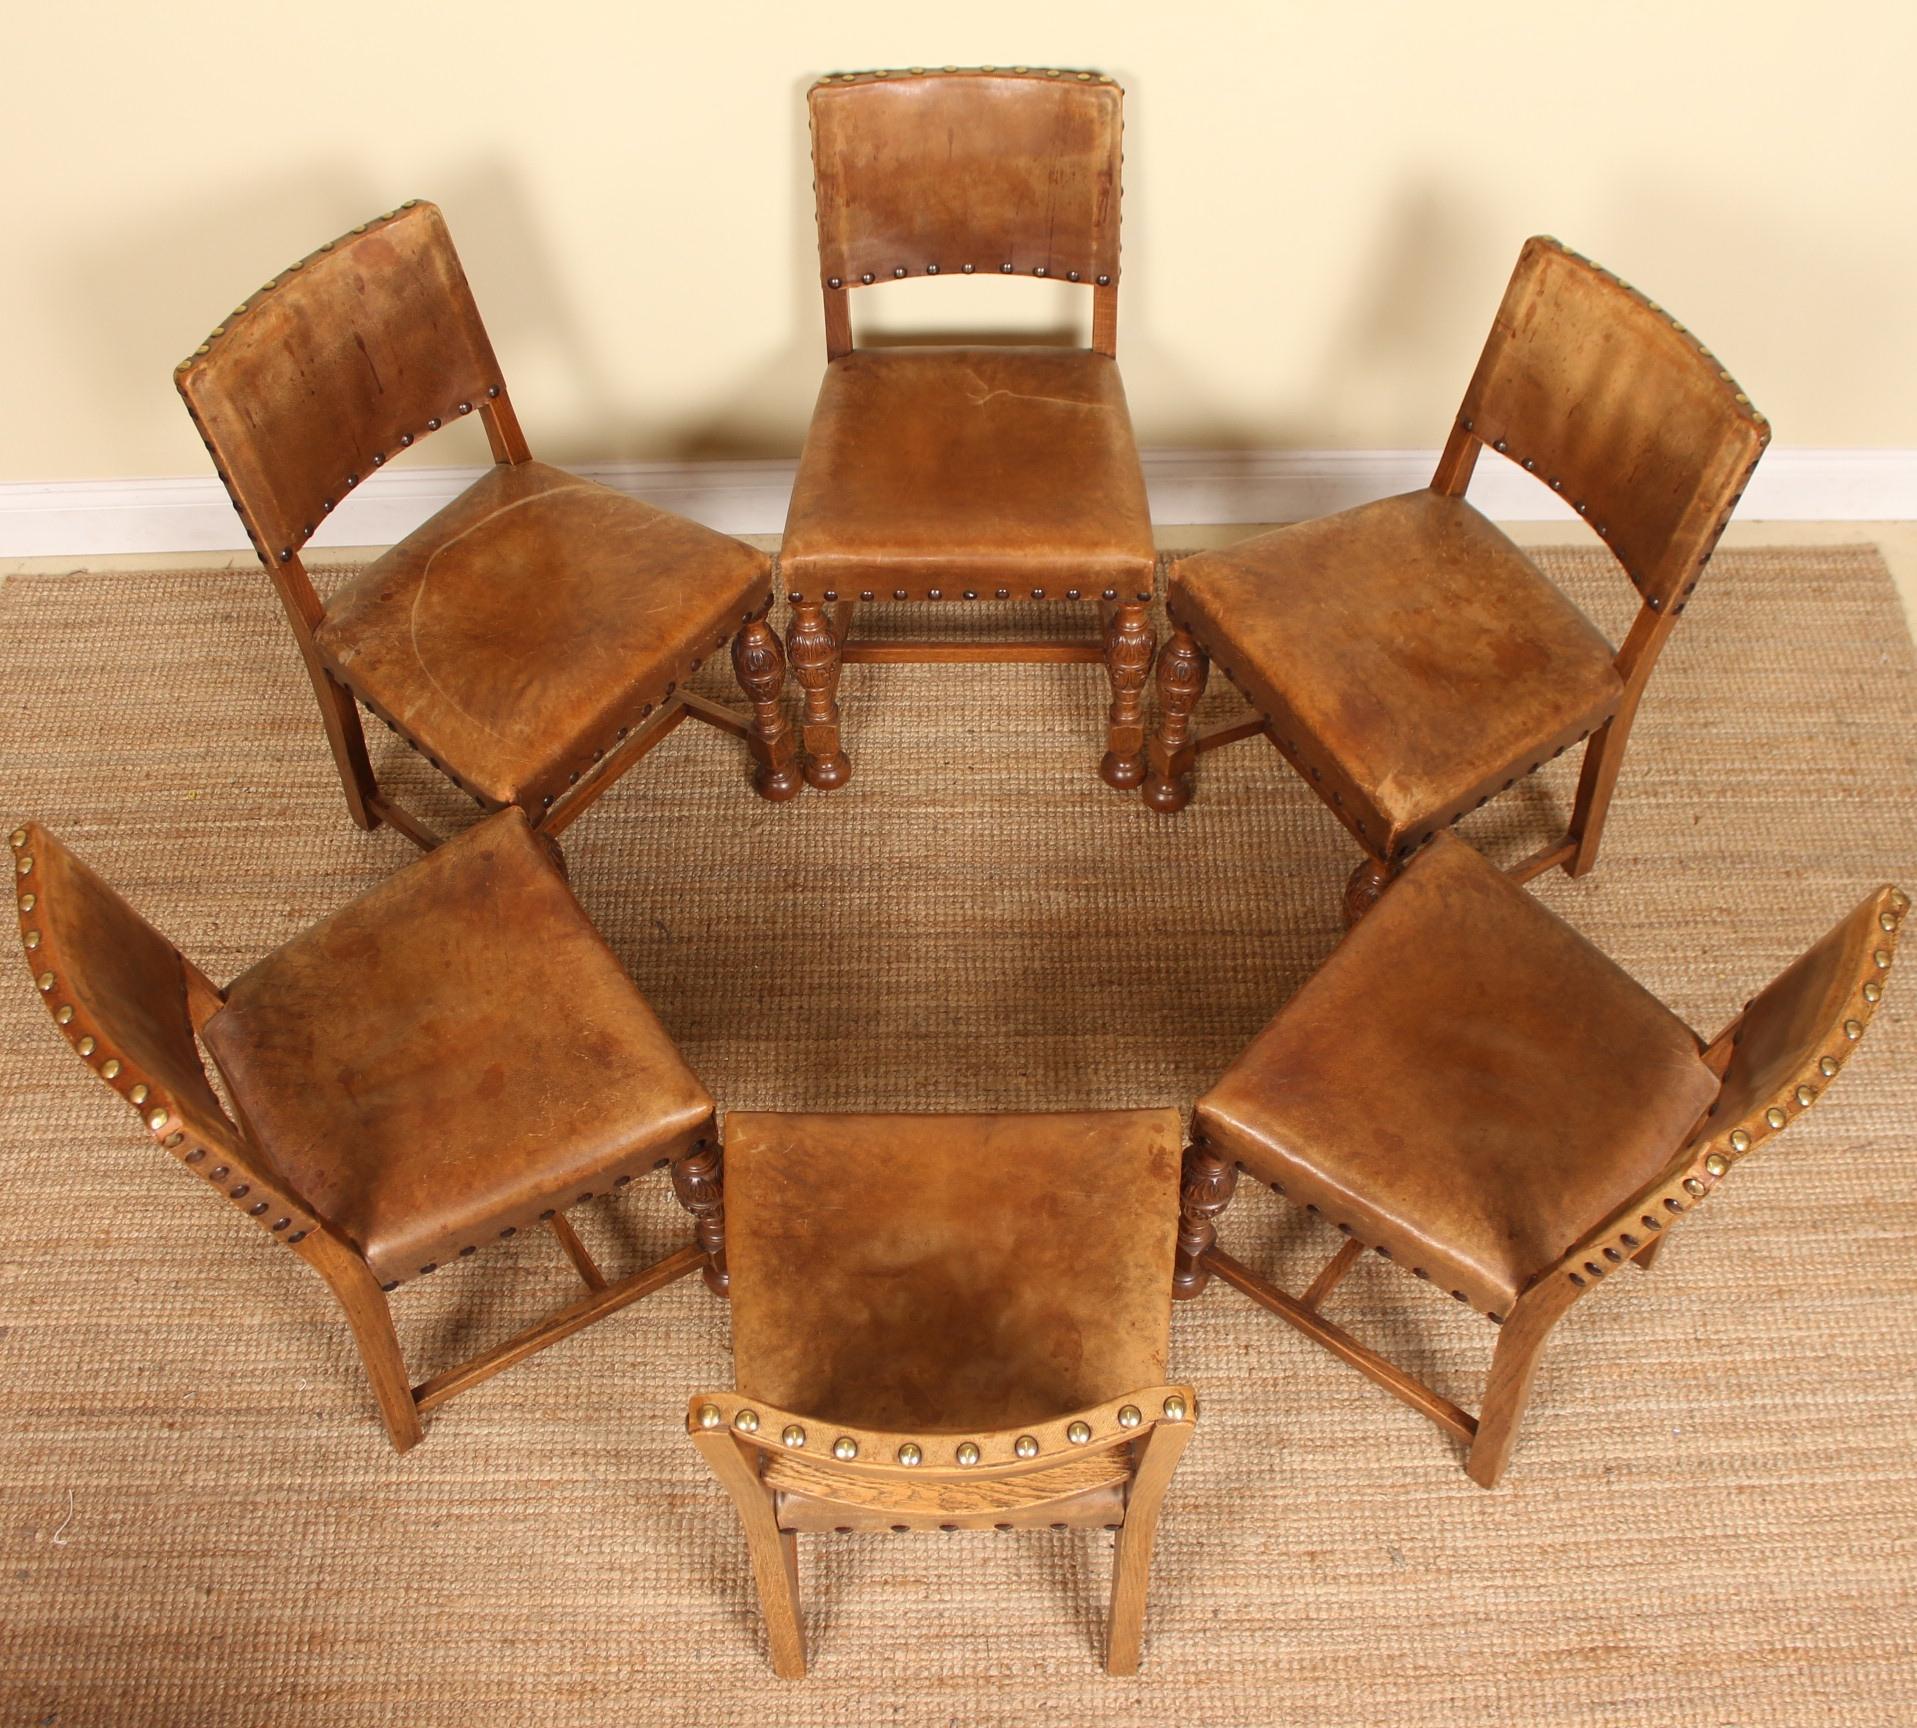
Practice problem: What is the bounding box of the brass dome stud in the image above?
[1067,1421,1092,1445]
[1729,1129,1751,1152]
[1705,1153,1729,1177]
[697,1404,724,1430]
[1882,911,1899,932]
[55,1006,72,1025]
[1875,949,1892,970]
[77,1037,95,1057]
[130,1084,149,1105]
[1820,1055,1839,1077]
[18,893,33,912]
[896,1442,922,1467]
[1796,1084,1816,1107]
[1014,1435,1039,1459]
[1765,1106,1787,1129]
[146,1109,168,1131]
[734,1409,760,1433]
[1845,1019,1864,1040]
[833,1436,859,1461]
[1162,1395,1188,1421]
[1117,1405,1142,1429]
[1684,1177,1706,1197]
[1863,980,1882,1004]
[23,930,37,949]
[36,972,53,993]
[781,1424,806,1449]
[955,1442,980,1466]
[8,829,24,848]
[101,1058,121,1079]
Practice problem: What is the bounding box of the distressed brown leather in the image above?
[1171,491,1623,857]
[176,201,505,568]
[203,808,713,1283]
[723,1111,1181,1430]
[1458,237,1770,612]
[316,460,770,809]
[1708,888,1901,1140]
[781,348,1155,603]
[15,824,227,1129]
[809,69,1122,289]
[1196,834,1719,1315]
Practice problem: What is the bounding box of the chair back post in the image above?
[11,823,322,1245]
[806,68,1126,361]
[174,201,523,826]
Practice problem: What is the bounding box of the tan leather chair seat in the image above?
[1171,491,1624,858]
[780,347,1156,602]
[1195,834,1719,1316]
[203,809,713,1285]
[315,460,771,810]
[722,1110,1180,1432]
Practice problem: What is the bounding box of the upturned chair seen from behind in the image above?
[1147,237,1770,924]
[176,200,799,850]
[12,813,727,1453]
[1176,832,1903,1486]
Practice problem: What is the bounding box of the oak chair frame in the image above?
[1144,237,1772,923]
[688,1384,1196,1677]
[1174,880,1905,1487]
[175,200,798,853]
[12,820,728,1454]
[790,67,1156,793]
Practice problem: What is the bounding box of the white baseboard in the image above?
[1,447,1911,558]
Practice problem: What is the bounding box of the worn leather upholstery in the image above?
[781,347,1154,603]
[1196,834,1719,1315]
[1171,491,1623,858]
[808,69,1123,289]
[204,808,713,1284]
[723,1110,1181,1431]
[316,460,770,809]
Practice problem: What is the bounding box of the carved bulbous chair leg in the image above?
[731,617,803,802]
[1142,629,1209,813]
[1343,855,1396,927]
[672,1140,729,1296]
[785,602,850,791]
[1173,1139,1238,1298]
[1099,602,1156,789]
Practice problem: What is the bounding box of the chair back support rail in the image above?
[808,67,1124,359]
[13,820,715,1454]
[689,1385,1194,1676]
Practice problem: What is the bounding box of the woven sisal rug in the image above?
[0,546,1913,1726]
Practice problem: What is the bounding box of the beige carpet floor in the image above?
[0,545,1914,1727]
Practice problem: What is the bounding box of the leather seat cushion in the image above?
[780,347,1155,602]
[203,809,714,1284]
[723,1110,1180,1432]
[316,461,771,810]
[1171,492,1624,857]
[1195,834,1719,1315]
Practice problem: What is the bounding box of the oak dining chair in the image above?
[1143,236,1770,924]
[176,200,800,851]
[12,811,727,1453]
[690,1109,1196,1676]
[1173,831,1903,1487]
[780,67,1158,791]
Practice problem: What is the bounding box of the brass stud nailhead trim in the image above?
[1705,1153,1729,1177]
[1117,1405,1141,1429]
[833,1436,858,1460]
[896,1442,922,1466]
[1014,1435,1039,1459]
[735,1410,759,1433]
[1765,1106,1787,1129]
[1162,1395,1188,1421]
[1729,1129,1751,1152]
[955,1441,980,1466]
[781,1424,806,1448]
[696,1404,723,1429]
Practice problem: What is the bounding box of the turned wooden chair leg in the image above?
[785,602,850,791]
[693,1429,807,1678]
[1099,601,1156,790]
[1343,853,1398,927]
[731,616,803,802]
[1566,703,1641,877]
[1466,1294,1562,1489]
[300,1231,423,1453]
[1105,1415,1194,1674]
[1173,1140,1238,1298]
[1142,629,1210,813]
[671,1139,728,1296]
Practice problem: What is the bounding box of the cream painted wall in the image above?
[5,0,1913,485]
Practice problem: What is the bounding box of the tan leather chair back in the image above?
[174,200,509,571]
[13,824,319,1238]
[807,68,1124,354]
[1455,236,1770,614]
